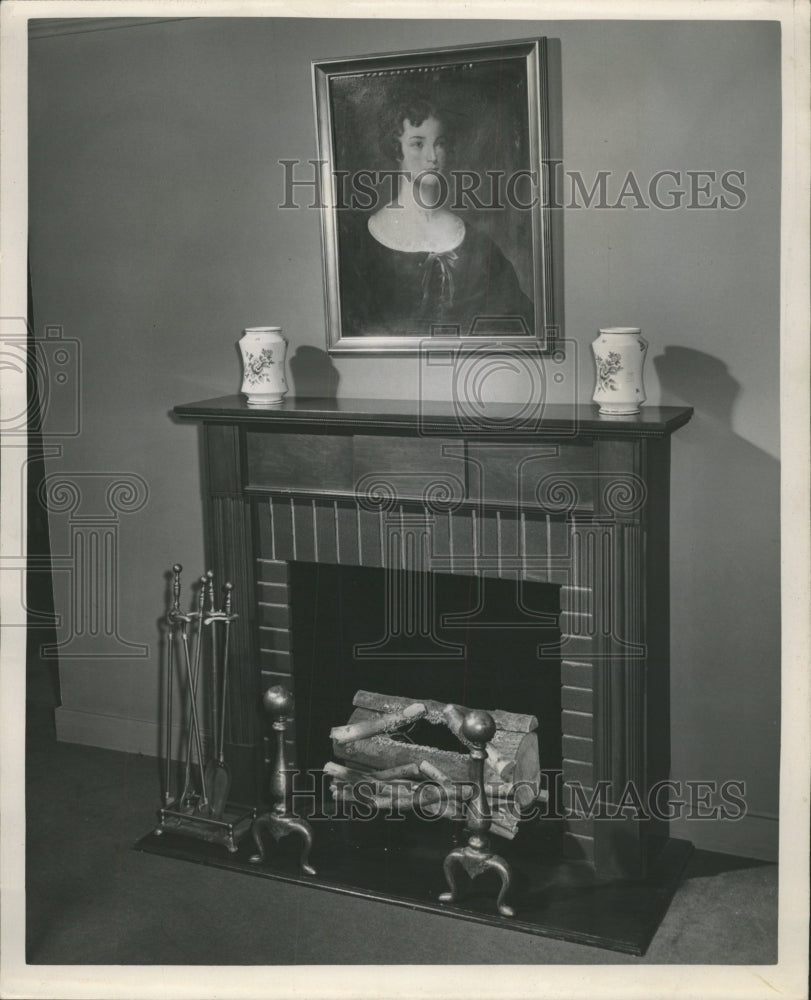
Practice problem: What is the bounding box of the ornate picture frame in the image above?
[312,39,556,355]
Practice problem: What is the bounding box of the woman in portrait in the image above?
[338,94,535,338]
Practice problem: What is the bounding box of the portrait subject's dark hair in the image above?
[378,91,456,167]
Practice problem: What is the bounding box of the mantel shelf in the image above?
[174,395,693,439]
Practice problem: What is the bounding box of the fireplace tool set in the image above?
[154,564,255,853]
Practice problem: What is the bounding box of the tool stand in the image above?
[154,564,254,854]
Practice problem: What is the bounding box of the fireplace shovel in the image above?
[207,583,233,819]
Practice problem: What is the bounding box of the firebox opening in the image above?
[288,562,562,788]
[389,717,469,755]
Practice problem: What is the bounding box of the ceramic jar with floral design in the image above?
[591,327,648,415]
[239,327,288,407]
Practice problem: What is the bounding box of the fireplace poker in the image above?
[203,571,220,801]
[207,581,235,819]
[179,578,209,814]
[163,564,183,807]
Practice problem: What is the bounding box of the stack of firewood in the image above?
[325,690,542,839]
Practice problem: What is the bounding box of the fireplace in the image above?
[287,562,561,784]
[162,395,694,951]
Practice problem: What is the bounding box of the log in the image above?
[347,691,540,802]
[330,690,542,837]
[441,703,468,743]
[352,690,537,735]
[331,783,414,808]
[328,775,521,836]
[323,761,370,784]
[418,759,456,790]
[325,761,434,798]
[331,780,472,814]
[370,763,423,781]
[334,735,537,825]
[330,702,426,743]
[334,722,540,807]
[335,730,473,780]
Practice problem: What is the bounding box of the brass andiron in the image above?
[439,710,516,917]
[250,685,316,875]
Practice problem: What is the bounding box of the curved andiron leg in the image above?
[439,847,515,918]
[438,711,515,918]
[250,811,316,875]
[249,685,316,876]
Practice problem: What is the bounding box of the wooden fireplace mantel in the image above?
[174,394,693,881]
[175,395,692,437]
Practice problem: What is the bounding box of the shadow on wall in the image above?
[653,346,780,815]
[289,346,340,398]
[655,347,744,427]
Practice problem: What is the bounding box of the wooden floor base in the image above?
[135,815,693,955]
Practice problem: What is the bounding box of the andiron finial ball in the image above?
[461,709,496,746]
[263,684,294,719]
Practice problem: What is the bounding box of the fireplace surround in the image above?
[150,395,694,951]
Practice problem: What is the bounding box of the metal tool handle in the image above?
[219,583,233,762]
[182,580,209,808]
[164,564,183,805]
[206,570,219,760]
[171,563,182,613]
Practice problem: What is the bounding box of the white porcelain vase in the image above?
[239,327,288,407]
[591,327,648,415]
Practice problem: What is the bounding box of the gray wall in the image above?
[28,17,781,858]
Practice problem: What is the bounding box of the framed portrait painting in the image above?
[312,39,556,355]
